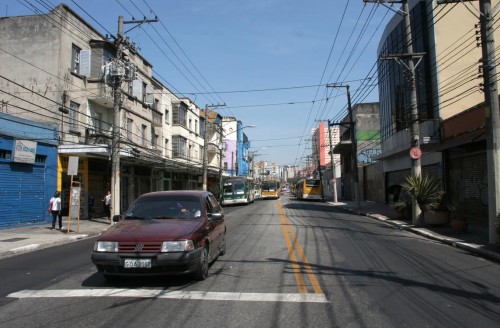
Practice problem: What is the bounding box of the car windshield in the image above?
[124,195,202,220]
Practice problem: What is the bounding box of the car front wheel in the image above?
[219,232,226,256]
[193,246,209,281]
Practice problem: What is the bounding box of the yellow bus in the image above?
[295,178,322,200]
[260,180,280,199]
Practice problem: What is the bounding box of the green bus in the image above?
[221,176,255,206]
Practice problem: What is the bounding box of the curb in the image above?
[0,233,96,260]
[333,204,500,264]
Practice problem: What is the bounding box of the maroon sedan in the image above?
[91,190,226,281]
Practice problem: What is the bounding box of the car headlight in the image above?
[94,241,118,252]
[161,240,194,252]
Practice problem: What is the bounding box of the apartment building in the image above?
[0,4,213,222]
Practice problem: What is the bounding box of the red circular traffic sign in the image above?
[409,147,422,159]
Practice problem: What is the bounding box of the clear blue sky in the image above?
[4,0,394,167]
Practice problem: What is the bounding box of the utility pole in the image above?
[365,0,422,223]
[110,16,123,224]
[479,0,500,244]
[328,119,338,203]
[327,84,360,208]
[202,105,208,191]
[111,16,157,222]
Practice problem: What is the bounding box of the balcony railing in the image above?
[88,82,114,108]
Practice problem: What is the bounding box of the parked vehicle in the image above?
[221,176,255,205]
[91,190,226,281]
[254,183,261,199]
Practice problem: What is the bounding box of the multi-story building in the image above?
[220,117,252,177]
[375,0,496,220]
[333,103,381,201]
[0,4,225,225]
[312,122,342,199]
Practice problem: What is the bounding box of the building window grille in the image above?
[71,44,81,74]
[69,101,79,131]
[0,149,12,160]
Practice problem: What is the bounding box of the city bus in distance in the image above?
[221,176,255,206]
[295,178,322,200]
[260,180,280,199]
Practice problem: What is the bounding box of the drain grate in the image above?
[0,238,29,242]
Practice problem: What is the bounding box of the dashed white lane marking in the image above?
[8,289,329,303]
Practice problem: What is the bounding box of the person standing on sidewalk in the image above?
[49,191,62,230]
[103,190,112,220]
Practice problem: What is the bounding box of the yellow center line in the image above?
[277,202,308,293]
[277,201,324,295]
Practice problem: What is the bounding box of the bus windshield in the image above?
[262,181,278,191]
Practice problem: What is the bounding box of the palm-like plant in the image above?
[401,175,442,226]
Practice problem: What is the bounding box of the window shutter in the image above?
[79,50,91,77]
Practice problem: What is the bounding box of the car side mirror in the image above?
[112,215,121,223]
[210,212,224,220]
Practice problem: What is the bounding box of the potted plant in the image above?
[446,198,468,233]
[393,201,410,219]
[401,174,442,226]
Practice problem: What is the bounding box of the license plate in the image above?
[124,259,151,268]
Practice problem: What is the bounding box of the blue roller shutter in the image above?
[0,162,46,227]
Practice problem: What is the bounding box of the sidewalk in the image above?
[330,200,500,264]
[0,217,111,260]
[1,202,499,263]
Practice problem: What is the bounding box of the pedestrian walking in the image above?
[103,190,112,220]
[48,191,62,230]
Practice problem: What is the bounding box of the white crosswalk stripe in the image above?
[8,289,329,303]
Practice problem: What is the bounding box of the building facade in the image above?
[0,4,237,226]
[375,0,495,221]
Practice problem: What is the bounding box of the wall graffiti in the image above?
[357,149,382,164]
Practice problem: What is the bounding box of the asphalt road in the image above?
[1,194,500,328]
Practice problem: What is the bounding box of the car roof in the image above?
[139,190,211,199]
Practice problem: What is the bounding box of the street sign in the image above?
[409,147,422,160]
[68,156,79,176]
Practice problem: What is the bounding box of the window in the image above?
[71,44,81,74]
[127,118,133,141]
[69,101,79,131]
[172,102,187,126]
[142,82,147,103]
[35,155,47,164]
[165,107,170,124]
[152,127,158,149]
[172,135,187,158]
[0,149,11,160]
[95,112,103,133]
[141,124,147,147]
[189,118,192,131]
[165,138,169,157]
[195,120,198,134]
